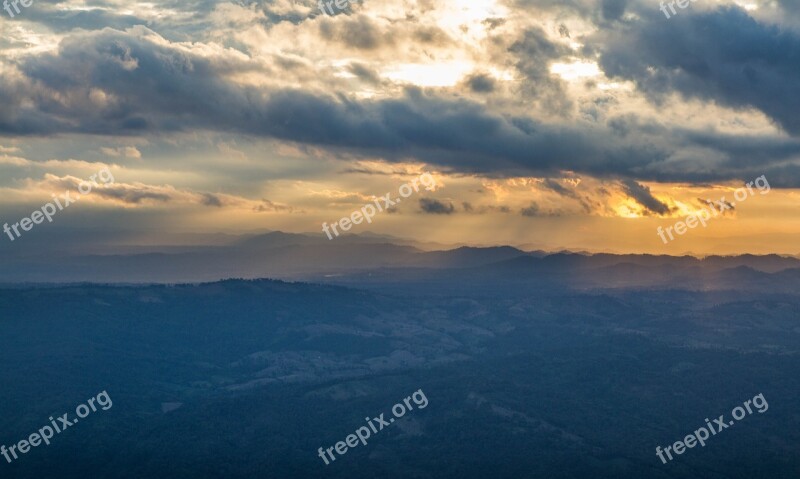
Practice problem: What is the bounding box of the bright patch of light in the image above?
[383,61,474,87]
[550,61,601,81]
[615,201,644,218]
[597,82,633,91]
[732,1,758,11]
[488,67,515,81]
[435,0,508,43]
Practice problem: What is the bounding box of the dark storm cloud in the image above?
[597,6,800,135]
[600,0,627,21]
[419,198,455,214]
[464,73,496,93]
[3,22,800,185]
[619,179,673,216]
[0,28,666,177]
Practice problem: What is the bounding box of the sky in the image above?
[0,0,798,255]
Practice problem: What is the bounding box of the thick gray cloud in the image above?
[464,73,496,93]
[2,3,799,186]
[598,6,800,135]
[0,29,669,177]
[600,0,628,21]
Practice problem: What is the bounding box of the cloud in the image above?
[201,193,223,207]
[2,2,799,188]
[519,201,565,217]
[598,6,800,135]
[347,63,382,85]
[696,197,735,216]
[25,173,293,210]
[95,185,173,204]
[17,6,150,33]
[318,14,390,50]
[464,73,496,93]
[541,178,597,213]
[419,198,455,214]
[101,146,142,158]
[520,202,540,217]
[0,154,30,166]
[509,26,572,109]
[255,199,296,213]
[601,0,628,21]
[619,179,673,216]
